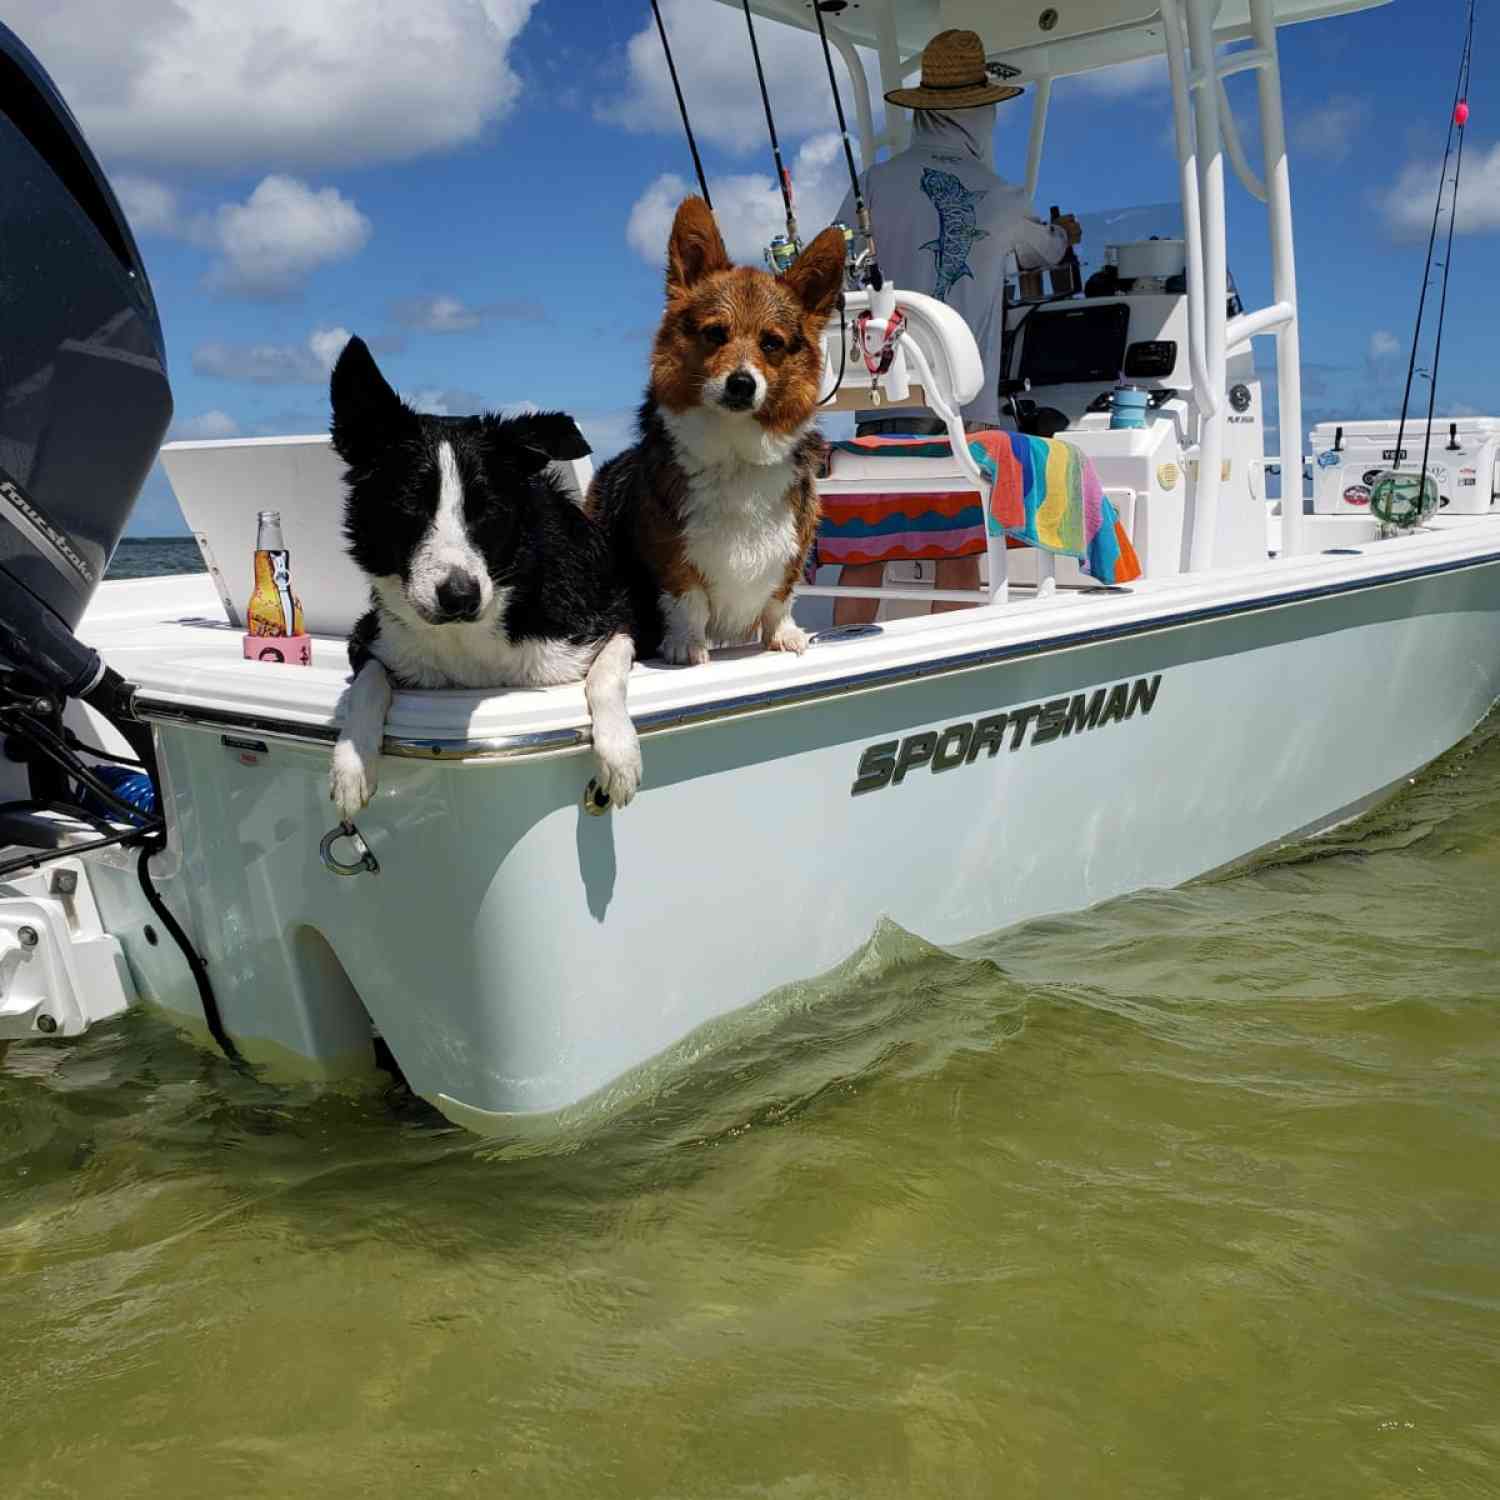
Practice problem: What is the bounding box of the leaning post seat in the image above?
[803,284,1050,609]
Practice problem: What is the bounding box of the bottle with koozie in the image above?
[243,508,311,665]
[1049,206,1081,298]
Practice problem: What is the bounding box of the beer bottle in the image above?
[247,509,304,637]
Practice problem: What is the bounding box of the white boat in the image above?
[3,0,1496,1132]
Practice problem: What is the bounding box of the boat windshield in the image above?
[1071,202,1182,282]
[1067,200,1240,309]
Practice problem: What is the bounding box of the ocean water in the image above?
[106,536,206,579]
[3,555,1497,1497]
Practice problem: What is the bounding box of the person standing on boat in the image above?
[830,29,1082,625]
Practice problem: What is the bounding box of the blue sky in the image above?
[9,1,1492,535]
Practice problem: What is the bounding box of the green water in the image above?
[4,721,1499,1498]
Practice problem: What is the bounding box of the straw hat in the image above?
[884,29,1023,110]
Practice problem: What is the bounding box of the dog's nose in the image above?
[433,570,483,621]
[721,370,758,410]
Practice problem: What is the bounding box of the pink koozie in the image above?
[243,633,312,666]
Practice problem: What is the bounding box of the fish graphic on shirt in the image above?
[919,166,989,301]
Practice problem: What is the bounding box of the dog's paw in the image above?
[329,739,377,821]
[661,635,711,667]
[593,721,642,809]
[764,618,811,655]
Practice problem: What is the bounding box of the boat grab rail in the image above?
[812,285,1007,605]
[1227,300,1294,353]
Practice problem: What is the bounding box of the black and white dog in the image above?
[327,336,641,821]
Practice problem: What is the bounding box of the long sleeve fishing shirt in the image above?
[835,106,1069,427]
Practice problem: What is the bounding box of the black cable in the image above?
[650,0,713,209]
[1417,8,1475,497]
[740,0,797,245]
[63,727,143,767]
[810,0,879,287]
[136,838,245,1070]
[3,709,151,824]
[0,820,160,881]
[1391,1,1474,498]
[817,296,849,406]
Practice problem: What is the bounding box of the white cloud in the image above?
[628,133,850,269]
[307,326,355,370]
[1291,95,1367,163]
[199,177,371,298]
[598,0,872,155]
[391,295,546,333]
[1064,56,1168,97]
[169,410,241,441]
[4,0,538,170]
[396,296,485,334]
[1381,141,1500,239]
[409,388,489,416]
[193,325,350,384]
[572,407,640,464]
[1369,329,1402,361]
[114,173,178,236]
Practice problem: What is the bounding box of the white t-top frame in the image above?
[719,0,1395,568]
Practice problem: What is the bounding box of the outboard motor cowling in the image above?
[0,21,171,697]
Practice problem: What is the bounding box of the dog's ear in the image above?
[329,335,414,465]
[499,411,593,473]
[783,226,847,320]
[666,196,731,300]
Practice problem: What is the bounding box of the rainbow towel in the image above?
[821,431,1141,585]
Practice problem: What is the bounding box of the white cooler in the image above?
[1309,417,1500,516]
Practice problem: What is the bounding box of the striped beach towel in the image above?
[818,431,1141,585]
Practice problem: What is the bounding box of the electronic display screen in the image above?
[1125,340,1178,379]
[1018,303,1132,387]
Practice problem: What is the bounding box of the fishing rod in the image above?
[1414,3,1475,498]
[1378,0,1476,526]
[739,0,800,267]
[646,0,873,297]
[650,0,713,209]
[809,0,881,290]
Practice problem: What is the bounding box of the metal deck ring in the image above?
[320,821,380,876]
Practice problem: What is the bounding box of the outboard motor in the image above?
[0,21,171,715]
[0,28,243,1063]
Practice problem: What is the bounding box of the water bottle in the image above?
[1109,386,1150,430]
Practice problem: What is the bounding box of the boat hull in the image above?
[101,550,1500,1124]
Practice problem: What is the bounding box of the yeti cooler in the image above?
[1310,418,1500,516]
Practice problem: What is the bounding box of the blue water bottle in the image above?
[1109,385,1149,430]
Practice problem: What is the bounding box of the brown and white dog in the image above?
[588,197,847,665]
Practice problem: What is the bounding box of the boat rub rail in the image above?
[126,544,1500,765]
